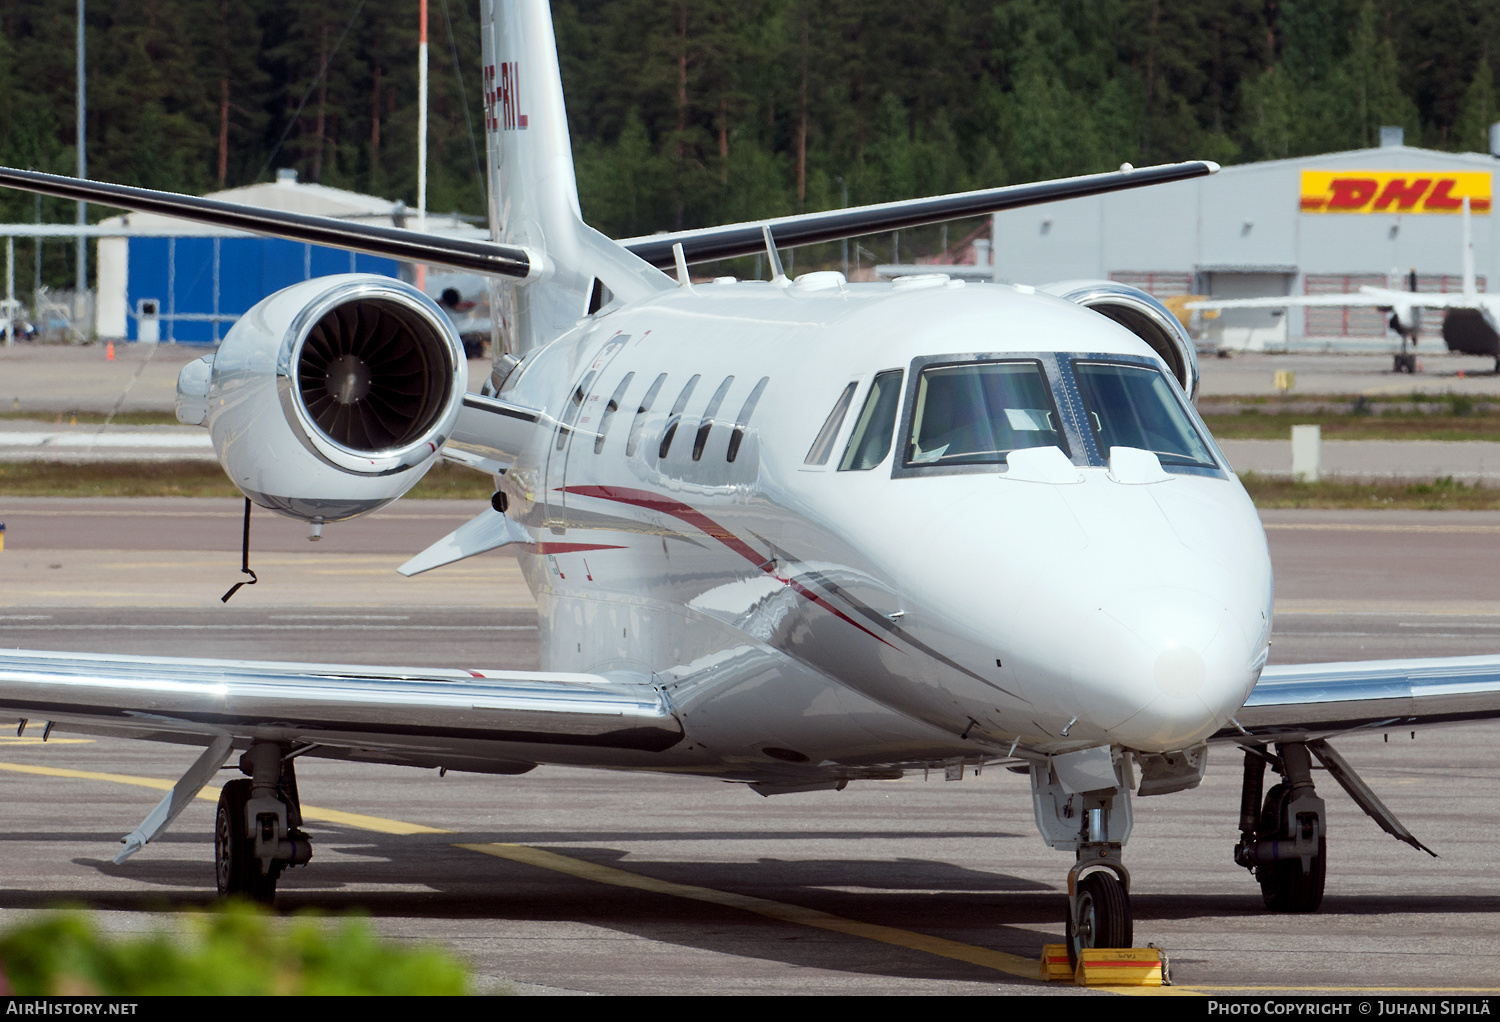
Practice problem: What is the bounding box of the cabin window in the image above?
[1073,361,1215,468]
[658,375,701,459]
[692,376,735,461]
[555,370,598,450]
[904,361,1065,467]
[839,370,903,471]
[626,373,667,457]
[727,377,769,463]
[804,382,857,465]
[594,372,635,454]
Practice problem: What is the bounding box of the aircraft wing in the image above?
[1214,653,1500,742]
[0,648,684,769]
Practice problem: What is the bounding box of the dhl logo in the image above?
[1300,171,1491,214]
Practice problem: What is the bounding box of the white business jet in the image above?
[1188,199,1500,374]
[1,0,1496,969]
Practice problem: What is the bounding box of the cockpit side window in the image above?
[838,369,903,471]
[1073,361,1215,468]
[594,372,635,454]
[804,382,857,465]
[658,374,701,459]
[727,377,769,463]
[904,360,1065,467]
[626,373,667,457]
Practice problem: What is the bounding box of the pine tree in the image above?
[1455,55,1497,154]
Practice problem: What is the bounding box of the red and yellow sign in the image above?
[1300,171,1491,214]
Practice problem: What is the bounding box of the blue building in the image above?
[95,170,480,344]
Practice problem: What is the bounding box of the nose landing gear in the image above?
[214,742,313,903]
[1066,854,1132,968]
[1029,750,1137,967]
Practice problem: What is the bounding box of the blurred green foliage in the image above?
[0,903,471,995]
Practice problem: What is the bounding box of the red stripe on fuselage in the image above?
[521,542,626,555]
[564,484,893,647]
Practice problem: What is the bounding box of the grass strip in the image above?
[0,410,182,426]
[1202,413,1500,442]
[0,459,495,499]
[1239,471,1500,510]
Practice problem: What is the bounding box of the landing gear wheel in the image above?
[215,778,280,903]
[1257,782,1325,913]
[1065,871,1132,969]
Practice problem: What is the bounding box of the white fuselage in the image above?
[488,277,1273,781]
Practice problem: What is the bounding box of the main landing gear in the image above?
[1234,742,1325,912]
[215,743,312,903]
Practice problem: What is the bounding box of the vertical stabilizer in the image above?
[480,0,668,355]
[1463,196,1478,301]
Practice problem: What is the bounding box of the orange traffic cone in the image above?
[106,340,115,361]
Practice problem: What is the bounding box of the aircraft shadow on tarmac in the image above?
[12,822,1500,987]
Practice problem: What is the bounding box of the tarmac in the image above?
[0,500,1499,994]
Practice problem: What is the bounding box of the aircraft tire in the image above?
[215,778,280,904]
[1257,783,1325,913]
[1066,871,1132,968]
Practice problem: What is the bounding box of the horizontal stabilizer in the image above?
[399,509,530,576]
[0,167,539,279]
[621,161,1219,268]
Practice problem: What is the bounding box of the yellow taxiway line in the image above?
[460,841,1048,982]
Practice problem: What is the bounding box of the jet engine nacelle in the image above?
[177,274,467,523]
[1038,280,1200,400]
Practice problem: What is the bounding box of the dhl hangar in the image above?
[983,129,1499,351]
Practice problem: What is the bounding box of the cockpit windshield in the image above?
[1073,361,1216,468]
[904,361,1066,466]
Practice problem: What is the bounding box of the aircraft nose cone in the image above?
[1069,586,1258,752]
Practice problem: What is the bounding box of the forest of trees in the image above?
[0,0,1497,283]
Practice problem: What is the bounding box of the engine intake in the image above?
[179,275,467,523]
[296,299,453,452]
[1038,280,1200,400]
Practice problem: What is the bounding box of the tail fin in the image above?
[480,0,668,355]
[1463,196,1478,301]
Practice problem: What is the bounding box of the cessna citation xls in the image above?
[2,0,1498,969]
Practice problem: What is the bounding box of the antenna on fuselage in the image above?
[761,225,786,282]
[672,242,692,288]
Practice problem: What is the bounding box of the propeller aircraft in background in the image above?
[1189,199,1500,374]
